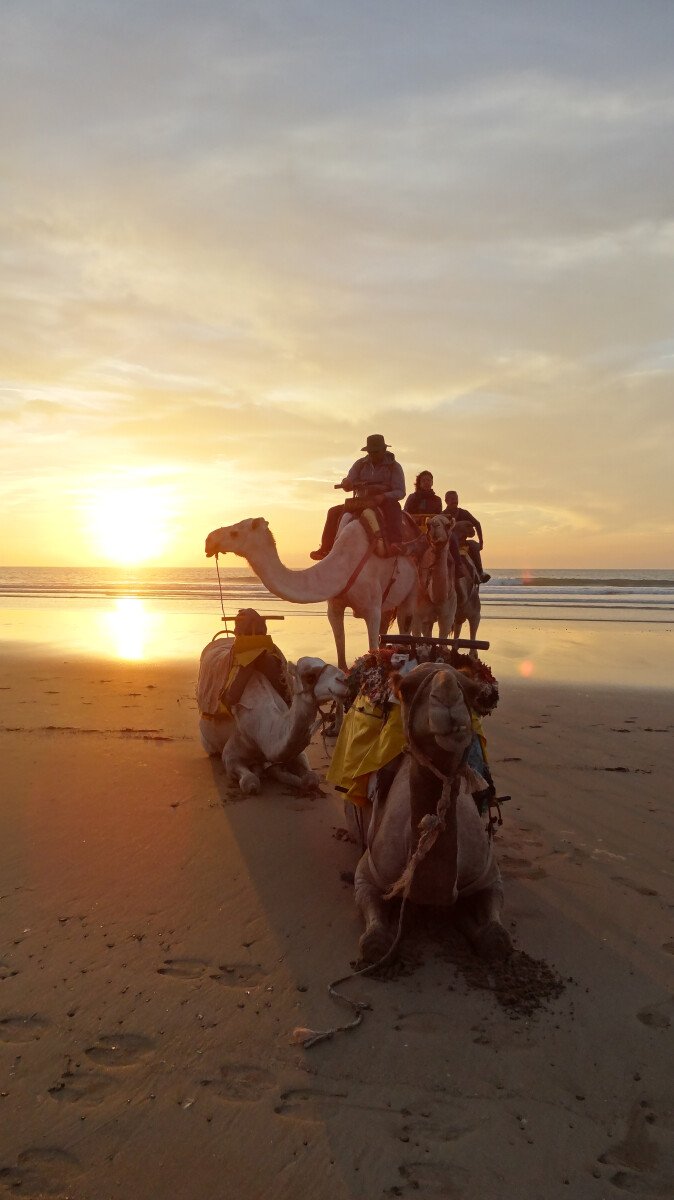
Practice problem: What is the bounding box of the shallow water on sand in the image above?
[0,594,671,690]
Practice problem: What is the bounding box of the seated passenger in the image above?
[443,490,490,583]
[451,522,481,587]
[403,471,443,527]
[310,434,406,560]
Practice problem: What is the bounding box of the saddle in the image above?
[345,501,423,559]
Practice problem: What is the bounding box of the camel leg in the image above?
[438,596,457,640]
[222,734,262,795]
[365,605,382,654]
[453,876,512,961]
[397,598,414,636]
[267,754,320,793]
[327,597,348,671]
[467,604,481,657]
[354,853,395,962]
[199,716,231,756]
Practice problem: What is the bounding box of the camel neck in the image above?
[246,527,365,604]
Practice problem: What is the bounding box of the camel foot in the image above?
[239,773,261,796]
[299,770,320,794]
[359,923,394,965]
[472,920,513,962]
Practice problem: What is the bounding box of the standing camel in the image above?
[411,514,457,638]
[205,518,417,670]
[452,521,482,648]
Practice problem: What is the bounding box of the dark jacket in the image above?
[443,505,483,544]
[345,452,405,503]
[404,490,442,515]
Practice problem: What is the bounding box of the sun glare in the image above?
[87,486,172,565]
[104,596,150,660]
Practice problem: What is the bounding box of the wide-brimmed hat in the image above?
[361,433,390,453]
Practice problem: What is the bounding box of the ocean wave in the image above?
[488,576,674,588]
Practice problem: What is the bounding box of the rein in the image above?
[341,541,374,594]
[215,554,227,619]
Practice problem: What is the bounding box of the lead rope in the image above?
[214,554,227,620]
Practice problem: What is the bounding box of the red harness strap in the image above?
[340,542,375,595]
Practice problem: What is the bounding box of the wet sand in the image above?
[0,652,672,1199]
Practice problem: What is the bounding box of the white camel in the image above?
[199,648,348,794]
[410,514,457,639]
[205,518,418,670]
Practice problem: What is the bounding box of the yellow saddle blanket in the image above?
[327,695,406,805]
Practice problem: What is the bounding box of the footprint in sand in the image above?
[157,958,210,979]
[0,963,19,981]
[599,1104,674,1195]
[499,854,548,880]
[662,941,674,956]
[210,963,266,988]
[394,1160,465,1197]
[611,876,659,898]
[200,1062,275,1103]
[85,1033,154,1067]
[395,1010,450,1035]
[274,1086,350,1120]
[397,1114,476,1149]
[0,1014,48,1042]
[0,1147,80,1197]
[636,1003,671,1030]
[48,1071,116,1106]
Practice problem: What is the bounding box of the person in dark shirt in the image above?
[404,471,443,525]
[310,434,406,559]
[443,490,490,583]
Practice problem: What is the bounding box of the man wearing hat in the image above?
[310,434,406,560]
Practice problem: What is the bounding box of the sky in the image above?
[2,0,673,568]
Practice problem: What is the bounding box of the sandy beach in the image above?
[1,648,673,1200]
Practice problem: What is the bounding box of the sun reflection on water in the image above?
[104,597,151,660]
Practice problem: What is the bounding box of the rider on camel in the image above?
[310,434,406,560]
[443,490,490,583]
[403,470,443,527]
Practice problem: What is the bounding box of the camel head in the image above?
[426,514,454,547]
[293,657,349,704]
[395,662,480,777]
[205,518,272,560]
[452,519,475,541]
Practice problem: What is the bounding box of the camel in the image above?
[199,648,348,794]
[410,514,457,638]
[205,518,418,670]
[345,662,511,963]
[451,521,482,648]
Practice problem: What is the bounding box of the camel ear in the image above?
[453,669,483,710]
[251,518,267,531]
[395,662,442,706]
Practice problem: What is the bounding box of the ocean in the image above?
[1,566,672,687]
[0,565,672,619]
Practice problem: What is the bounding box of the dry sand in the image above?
[0,651,672,1199]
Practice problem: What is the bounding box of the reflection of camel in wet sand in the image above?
[205,518,417,670]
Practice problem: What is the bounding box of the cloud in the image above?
[1,1,673,565]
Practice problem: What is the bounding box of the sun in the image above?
[87,485,173,565]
